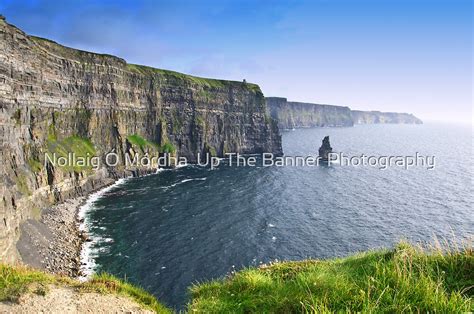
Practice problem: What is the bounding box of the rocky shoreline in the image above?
[0,15,282,266]
[16,171,154,277]
[17,197,89,277]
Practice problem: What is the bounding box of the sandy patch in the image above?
[0,285,153,313]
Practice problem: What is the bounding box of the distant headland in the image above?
[266,97,422,129]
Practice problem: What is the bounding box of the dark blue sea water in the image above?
[81,123,473,309]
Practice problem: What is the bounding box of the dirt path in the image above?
[0,285,153,313]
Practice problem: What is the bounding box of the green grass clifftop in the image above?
[1,242,471,312]
[189,242,472,313]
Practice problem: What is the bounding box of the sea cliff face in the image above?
[266,97,422,129]
[266,97,354,129]
[0,17,281,263]
[351,110,423,124]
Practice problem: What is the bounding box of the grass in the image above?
[127,63,261,92]
[127,134,159,152]
[1,242,471,313]
[0,265,59,302]
[0,265,171,313]
[30,34,262,94]
[189,241,473,313]
[126,134,174,154]
[27,158,42,173]
[46,135,97,172]
[82,273,171,313]
[161,141,176,154]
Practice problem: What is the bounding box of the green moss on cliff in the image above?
[127,63,261,93]
[195,115,205,128]
[127,134,150,149]
[196,89,216,102]
[126,134,159,152]
[14,173,31,196]
[204,143,217,157]
[27,158,42,173]
[126,134,175,155]
[189,242,473,313]
[46,135,96,172]
[47,124,57,142]
[160,142,176,154]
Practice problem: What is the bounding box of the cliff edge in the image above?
[266,97,353,129]
[351,110,423,124]
[0,17,282,265]
[0,264,170,313]
[266,97,422,129]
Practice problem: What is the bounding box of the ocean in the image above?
[80,122,473,309]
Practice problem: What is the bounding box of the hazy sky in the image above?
[1,0,472,123]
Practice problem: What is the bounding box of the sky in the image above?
[1,0,472,123]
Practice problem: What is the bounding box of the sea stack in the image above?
[318,136,333,161]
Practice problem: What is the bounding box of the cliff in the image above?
[351,110,423,124]
[0,17,282,263]
[266,97,422,129]
[266,97,353,129]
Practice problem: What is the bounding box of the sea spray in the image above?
[77,170,167,280]
[78,177,130,280]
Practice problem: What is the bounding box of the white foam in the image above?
[78,177,130,281]
[156,167,172,173]
[181,178,206,183]
[166,177,207,188]
[78,167,197,281]
[175,163,188,169]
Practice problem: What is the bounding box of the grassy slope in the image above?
[189,242,473,313]
[126,63,261,92]
[1,242,472,313]
[0,265,171,313]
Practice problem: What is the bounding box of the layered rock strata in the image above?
[266,97,422,129]
[266,97,353,129]
[0,17,282,264]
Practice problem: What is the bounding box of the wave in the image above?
[78,169,202,280]
[181,178,207,183]
[165,177,207,189]
[78,177,130,281]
